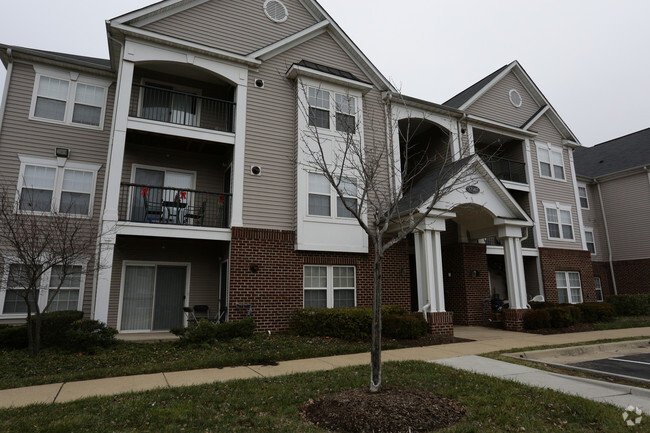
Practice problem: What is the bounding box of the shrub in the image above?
[178,319,257,345]
[41,310,85,348]
[63,319,118,352]
[0,325,28,349]
[290,306,427,340]
[578,302,616,323]
[548,306,581,328]
[609,294,650,317]
[528,302,552,310]
[523,309,551,330]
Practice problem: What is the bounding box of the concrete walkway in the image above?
[1,326,649,409]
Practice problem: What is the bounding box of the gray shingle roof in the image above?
[574,127,650,178]
[397,156,473,213]
[443,64,509,109]
[292,60,371,85]
[2,45,111,69]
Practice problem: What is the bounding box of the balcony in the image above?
[482,156,527,184]
[129,84,235,133]
[118,183,231,229]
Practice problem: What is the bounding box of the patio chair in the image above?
[143,196,163,223]
[183,200,207,226]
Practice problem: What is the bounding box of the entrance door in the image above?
[121,265,187,331]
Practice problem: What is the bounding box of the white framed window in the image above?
[584,229,596,254]
[594,277,603,302]
[556,271,583,304]
[0,262,85,317]
[543,202,574,241]
[307,172,357,219]
[30,67,109,129]
[303,265,356,308]
[578,186,589,209]
[307,87,357,134]
[537,143,565,180]
[17,155,100,216]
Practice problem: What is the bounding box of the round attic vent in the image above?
[509,89,522,107]
[264,0,288,23]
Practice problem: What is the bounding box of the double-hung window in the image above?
[303,265,356,308]
[308,173,357,219]
[556,271,583,304]
[308,88,330,129]
[578,186,589,209]
[544,202,574,240]
[594,277,603,302]
[48,265,83,311]
[584,229,596,254]
[2,264,40,314]
[18,156,99,216]
[307,87,357,134]
[31,68,108,129]
[335,93,356,134]
[537,143,565,180]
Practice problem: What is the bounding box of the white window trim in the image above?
[17,155,101,218]
[303,265,356,309]
[536,142,566,182]
[0,258,87,318]
[29,65,110,130]
[578,184,589,209]
[556,271,583,304]
[116,261,191,332]
[306,171,358,222]
[594,277,603,302]
[584,227,596,255]
[543,201,575,242]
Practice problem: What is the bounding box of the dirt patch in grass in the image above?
[301,386,466,432]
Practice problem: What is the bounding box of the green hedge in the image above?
[289,306,428,340]
[524,305,582,330]
[577,302,615,323]
[174,318,257,345]
[609,294,650,317]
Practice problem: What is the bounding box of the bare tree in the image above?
[297,84,477,392]
[0,186,105,357]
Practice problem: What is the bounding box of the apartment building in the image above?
[574,127,650,300]
[0,0,596,336]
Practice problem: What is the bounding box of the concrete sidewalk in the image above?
[1,326,649,409]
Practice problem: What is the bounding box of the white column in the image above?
[413,231,427,311]
[93,228,116,324]
[229,77,248,227]
[422,230,446,313]
[499,225,528,309]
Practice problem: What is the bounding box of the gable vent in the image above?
[264,0,288,23]
[509,89,522,108]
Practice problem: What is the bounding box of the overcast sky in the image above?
[1,0,648,146]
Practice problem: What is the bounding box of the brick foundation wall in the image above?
[428,311,454,340]
[612,258,650,295]
[442,243,490,325]
[503,309,527,331]
[228,227,411,332]
[539,248,596,302]
[592,261,615,299]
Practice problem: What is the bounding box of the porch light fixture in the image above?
[471,270,481,277]
[55,147,70,158]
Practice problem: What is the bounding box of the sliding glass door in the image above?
[121,265,186,331]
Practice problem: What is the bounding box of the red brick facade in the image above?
[539,247,596,302]
[228,227,411,331]
[591,261,615,299]
[611,258,650,295]
[427,311,454,341]
[503,308,527,331]
[442,243,490,325]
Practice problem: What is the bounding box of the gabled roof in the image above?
[442,60,580,144]
[291,60,371,85]
[574,127,650,179]
[0,44,112,71]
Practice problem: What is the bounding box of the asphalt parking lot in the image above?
[570,353,650,381]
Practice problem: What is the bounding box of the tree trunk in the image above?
[369,242,383,393]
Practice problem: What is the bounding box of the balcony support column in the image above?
[230,75,248,228]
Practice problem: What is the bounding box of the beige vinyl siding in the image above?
[467,72,541,127]
[599,173,650,261]
[529,114,582,250]
[580,183,608,262]
[107,237,229,328]
[0,61,115,318]
[242,31,382,229]
[141,0,318,56]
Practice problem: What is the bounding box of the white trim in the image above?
[302,264,356,308]
[509,89,522,108]
[594,276,603,302]
[116,260,191,332]
[522,105,549,131]
[542,201,576,242]
[577,183,589,210]
[0,60,13,134]
[250,21,329,60]
[555,270,583,304]
[536,142,567,182]
[569,151,588,251]
[29,65,111,130]
[287,65,373,94]
[584,227,596,255]
[128,0,211,27]
[263,0,289,23]
[126,117,235,144]
[465,114,537,138]
[524,139,543,248]
[458,62,516,110]
[116,222,232,242]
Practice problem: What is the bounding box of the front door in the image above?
[121,265,186,331]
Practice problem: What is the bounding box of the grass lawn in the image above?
[0,361,637,433]
[594,316,650,330]
[0,334,406,390]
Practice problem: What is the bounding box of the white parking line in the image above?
[607,358,650,366]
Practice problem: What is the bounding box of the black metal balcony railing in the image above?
[130,84,235,133]
[482,156,527,184]
[118,183,231,229]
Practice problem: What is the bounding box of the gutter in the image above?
[596,180,617,295]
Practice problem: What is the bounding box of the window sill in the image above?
[29,115,104,131]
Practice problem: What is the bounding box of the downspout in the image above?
[596,180,617,295]
[0,48,14,134]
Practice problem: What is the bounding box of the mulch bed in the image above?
[525,323,595,335]
[301,386,466,433]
